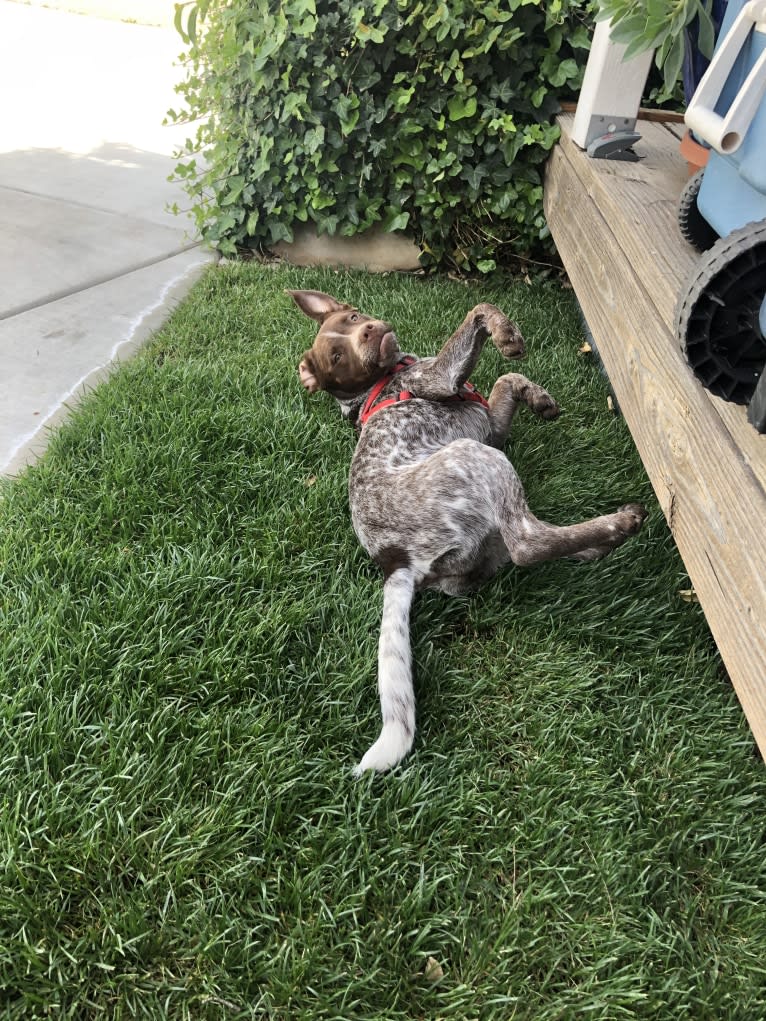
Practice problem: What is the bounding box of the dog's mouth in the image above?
[377,330,398,366]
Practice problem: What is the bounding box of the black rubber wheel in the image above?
[676,219,766,405]
[677,169,719,252]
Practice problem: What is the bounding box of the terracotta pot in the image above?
[680,129,711,176]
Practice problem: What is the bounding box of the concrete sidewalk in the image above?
[0,0,215,476]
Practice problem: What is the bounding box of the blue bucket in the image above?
[688,0,766,236]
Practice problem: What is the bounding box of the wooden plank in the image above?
[560,101,687,124]
[545,133,766,759]
[555,112,766,497]
[663,119,686,140]
[558,114,694,326]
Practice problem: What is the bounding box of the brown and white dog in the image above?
[291,289,646,774]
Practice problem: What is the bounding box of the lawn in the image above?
[1,263,764,1019]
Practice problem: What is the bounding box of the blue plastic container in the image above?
[678,0,766,426]
[694,0,766,240]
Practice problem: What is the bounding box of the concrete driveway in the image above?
[0,0,215,475]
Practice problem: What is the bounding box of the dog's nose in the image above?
[362,320,391,342]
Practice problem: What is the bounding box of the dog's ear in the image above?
[286,289,352,323]
[298,350,324,393]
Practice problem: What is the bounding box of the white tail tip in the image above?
[353,723,414,776]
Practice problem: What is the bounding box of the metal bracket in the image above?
[579,113,636,148]
[587,129,643,161]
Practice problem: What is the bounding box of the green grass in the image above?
[1,264,764,1019]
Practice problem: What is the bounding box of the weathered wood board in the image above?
[570,19,655,149]
[545,113,766,759]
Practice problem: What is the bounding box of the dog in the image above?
[290,289,646,774]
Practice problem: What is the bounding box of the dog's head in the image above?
[288,289,400,397]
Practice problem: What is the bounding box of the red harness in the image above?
[357,355,489,429]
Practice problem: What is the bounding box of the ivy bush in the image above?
[169,0,592,273]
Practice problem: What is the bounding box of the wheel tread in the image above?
[675,220,766,405]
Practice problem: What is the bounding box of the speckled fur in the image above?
[291,290,646,774]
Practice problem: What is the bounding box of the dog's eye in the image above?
[349,313,359,322]
[332,351,342,364]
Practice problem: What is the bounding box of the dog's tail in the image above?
[354,565,416,775]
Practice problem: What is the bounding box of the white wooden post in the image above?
[572,19,656,150]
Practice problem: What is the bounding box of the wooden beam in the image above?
[555,114,766,494]
[571,18,655,149]
[545,114,766,759]
[559,101,686,124]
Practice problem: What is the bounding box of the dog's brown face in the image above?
[289,289,400,396]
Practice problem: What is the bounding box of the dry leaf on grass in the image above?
[423,957,444,982]
[578,341,592,355]
[678,588,699,603]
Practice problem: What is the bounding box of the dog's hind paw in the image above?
[474,304,525,360]
[616,503,648,535]
[493,324,525,361]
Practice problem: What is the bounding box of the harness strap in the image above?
[358,356,488,429]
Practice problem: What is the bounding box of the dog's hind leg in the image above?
[439,441,646,565]
[488,373,560,447]
[354,563,417,775]
[500,498,647,566]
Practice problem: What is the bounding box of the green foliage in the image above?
[595,0,715,98]
[169,0,592,272]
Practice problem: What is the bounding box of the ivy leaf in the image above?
[316,213,339,235]
[220,175,245,205]
[284,0,315,16]
[267,220,293,243]
[392,85,416,112]
[335,93,360,135]
[356,22,386,44]
[303,125,325,154]
[447,94,477,121]
[547,57,578,87]
[382,210,410,232]
[218,213,237,234]
[463,165,486,190]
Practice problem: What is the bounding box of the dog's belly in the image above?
[349,430,517,585]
